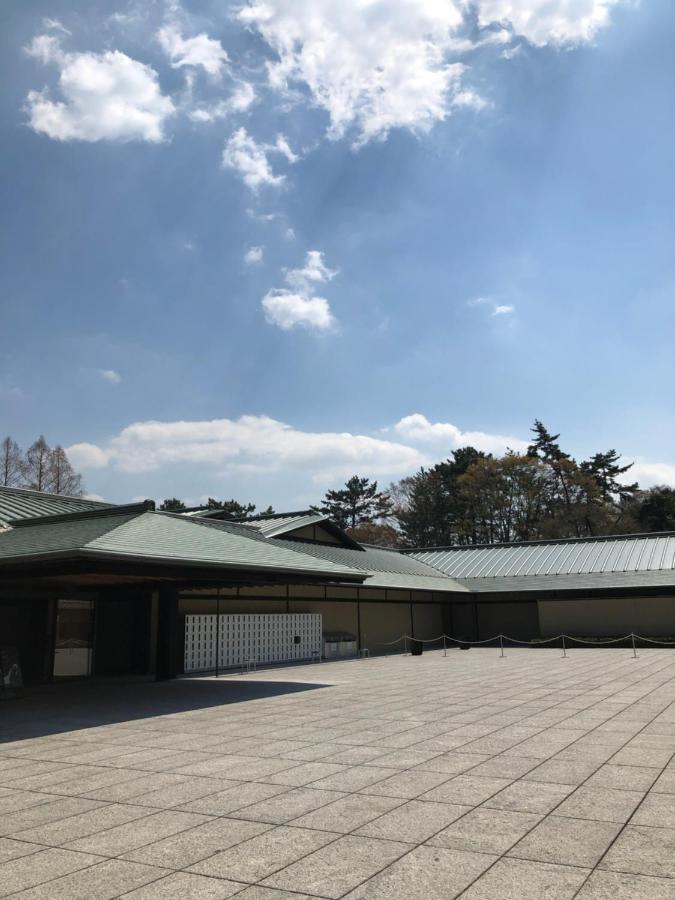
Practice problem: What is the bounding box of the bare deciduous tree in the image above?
[0,437,23,487]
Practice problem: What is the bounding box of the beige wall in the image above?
[360,601,410,651]
[180,596,286,616]
[288,599,358,637]
[538,596,675,637]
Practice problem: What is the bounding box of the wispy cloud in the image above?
[244,245,264,265]
[468,296,516,317]
[97,369,122,384]
[221,128,298,191]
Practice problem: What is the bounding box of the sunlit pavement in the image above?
[1,648,674,899]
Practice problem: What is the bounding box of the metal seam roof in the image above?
[410,533,675,583]
[0,485,111,528]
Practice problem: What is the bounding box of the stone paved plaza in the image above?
[1,648,674,899]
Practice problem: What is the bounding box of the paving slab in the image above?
[575,869,675,899]
[261,833,410,898]
[119,871,245,898]
[2,649,674,900]
[228,786,346,825]
[428,807,541,855]
[0,847,103,897]
[354,799,469,843]
[507,814,621,867]
[459,857,591,899]
[555,785,644,823]
[343,845,496,899]
[63,809,211,857]
[188,825,338,883]
[290,792,404,833]
[8,858,168,899]
[598,824,675,878]
[122,817,272,868]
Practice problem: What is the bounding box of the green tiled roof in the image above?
[277,541,468,593]
[0,485,111,528]
[0,507,365,582]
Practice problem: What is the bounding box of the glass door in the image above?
[53,599,94,678]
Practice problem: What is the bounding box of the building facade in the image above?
[1,487,674,685]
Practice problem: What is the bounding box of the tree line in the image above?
[6,420,674,546]
[314,421,675,547]
[1,435,83,496]
[159,497,274,519]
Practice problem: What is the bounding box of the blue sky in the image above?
[1,0,674,507]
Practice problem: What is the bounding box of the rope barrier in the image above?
[633,634,675,645]
[372,631,675,652]
[501,634,561,645]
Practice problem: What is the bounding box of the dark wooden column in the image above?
[155,586,179,681]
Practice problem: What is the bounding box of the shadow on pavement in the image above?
[0,677,330,743]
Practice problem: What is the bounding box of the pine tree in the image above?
[160,498,186,512]
[314,475,392,529]
[580,450,638,503]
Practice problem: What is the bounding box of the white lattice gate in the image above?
[184,613,322,673]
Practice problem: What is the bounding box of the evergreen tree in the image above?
[160,498,186,512]
[580,450,638,503]
[208,499,257,519]
[636,487,675,532]
[314,475,392,529]
[394,448,487,546]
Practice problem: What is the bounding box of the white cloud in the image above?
[229,81,256,112]
[222,127,285,190]
[237,0,623,145]
[493,304,515,316]
[65,412,675,495]
[237,0,466,146]
[393,413,529,455]
[262,291,335,331]
[97,369,122,384]
[262,251,338,331]
[157,24,229,76]
[476,0,622,47]
[66,414,426,480]
[244,245,264,264]
[274,135,299,163]
[67,442,110,468]
[189,81,256,123]
[628,463,675,489]
[285,250,338,290]
[25,34,174,142]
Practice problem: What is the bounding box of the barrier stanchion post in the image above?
[443,634,447,657]
[499,634,504,658]
[631,632,638,659]
[562,634,567,658]
[404,635,408,656]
